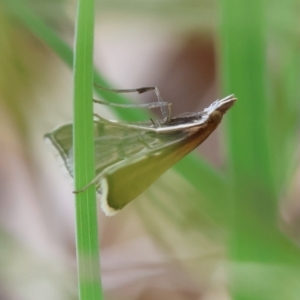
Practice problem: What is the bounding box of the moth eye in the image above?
[209,110,223,123]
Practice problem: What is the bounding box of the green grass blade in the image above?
[3,0,104,297]
[220,0,275,209]
[220,0,300,298]
[73,1,103,299]
[220,0,277,249]
[269,0,300,194]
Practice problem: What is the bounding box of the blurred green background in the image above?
[0,0,299,299]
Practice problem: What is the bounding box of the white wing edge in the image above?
[46,135,119,217]
[99,177,118,216]
[44,135,74,185]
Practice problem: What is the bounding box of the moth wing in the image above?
[44,119,191,212]
[94,119,197,215]
[98,122,218,216]
[44,123,74,178]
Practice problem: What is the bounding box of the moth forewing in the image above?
[45,93,236,216]
[98,114,225,216]
[44,124,74,177]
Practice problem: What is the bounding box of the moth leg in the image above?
[93,98,170,110]
[94,107,162,130]
[94,85,172,120]
[74,173,103,194]
[150,86,172,122]
[95,84,154,94]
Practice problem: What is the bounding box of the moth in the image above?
[45,86,236,216]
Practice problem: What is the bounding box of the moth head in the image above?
[208,110,223,124]
[205,95,236,125]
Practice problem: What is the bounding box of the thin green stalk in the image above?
[73,0,103,299]
[220,0,300,299]
[269,0,300,194]
[3,0,104,297]
[220,0,277,260]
